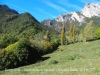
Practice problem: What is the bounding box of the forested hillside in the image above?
[0,5,59,70]
[0,5,100,71]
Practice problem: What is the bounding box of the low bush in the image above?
[42,41,53,54]
[0,39,29,70]
[48,60,58,64]
[30,38,60,55]
[67,55,76,60]
[51,38,60,49]
[0,38,41,70]
[94,27,100,39]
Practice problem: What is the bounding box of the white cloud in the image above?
[10,5,27,11]
[44,1,68,13]
[37,8,56,18]
[2,1,34,13]
[58,0,82,10]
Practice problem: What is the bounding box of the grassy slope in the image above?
[0,40,100,75]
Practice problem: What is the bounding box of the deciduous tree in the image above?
[83,20,95,42]
[61,24,66,45]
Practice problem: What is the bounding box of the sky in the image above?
[0,0,100,22]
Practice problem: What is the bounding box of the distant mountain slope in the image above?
[0,5,18,20]
[0,5,42,35]
[55,3,100,23]
[0,12,41,34]
[41,3,100,31]
[0,5,57,37]
[81,3,100,18]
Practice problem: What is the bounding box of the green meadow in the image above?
[0,40,100,75]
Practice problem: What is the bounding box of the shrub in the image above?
[48,60,58,64]
[66,36,74,44]
[29,39,43,53]
[78,30,84,42]
[58,46,63,51]
[0,49,18,70]
[0,38,29,70]
[0,34,18,48]
[67,55,76,60]
[51,38,60,49]
[30,38,60,55]
[42,41,53,54]
[94,27,100,39]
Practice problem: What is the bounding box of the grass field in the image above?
[0,40,100,75]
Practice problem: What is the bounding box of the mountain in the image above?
[0,5,41,35]
[41,19,53,27]
[0,5,19,20]
[81,3,100,18]
[41,3,100,27]
[55,12,85,23]
[0,12,41,34]
[0,5,59,70]
[56,3,100,23]
[0,4,58,38]
[0,5,42,35]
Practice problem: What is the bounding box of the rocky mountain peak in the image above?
[55,3,100,23]
[80,3,100,18]
[41,3,100,28]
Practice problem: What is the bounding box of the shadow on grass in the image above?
[26,56,50,65]
[39,56,50,61]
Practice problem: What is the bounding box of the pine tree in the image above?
[61,24,66,45]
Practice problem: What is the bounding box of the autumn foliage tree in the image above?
[70,25,73,40]
[73,25,76,39]
[94,27,100,39]
[45,30,50,42]
[61,24,66,45]
[83,20,95,42]
[69,24,76,43]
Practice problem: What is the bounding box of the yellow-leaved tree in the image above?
[83,20,95,42]
[69,24,77,43]
[61,24,66,45]
[70,25,73,40]
[45,30,50,42]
